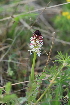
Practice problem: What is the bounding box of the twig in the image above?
[0,81,29,89]
[0,45,10,51]
[0,2,70,22]
[0,77,49,89]
[43,32,55,71]
[43,34,70,45]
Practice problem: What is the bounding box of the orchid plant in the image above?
[28,30,43,82]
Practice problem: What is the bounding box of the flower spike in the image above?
[28,30,43,57]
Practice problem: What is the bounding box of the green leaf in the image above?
[3,94,18,104]
[52,84,61,105]
[0,88,3,102]
[14,13,38,22]
[7,67,14,76]
[18,97,27,104]
[5,82,11,94]
[0,88,2,94]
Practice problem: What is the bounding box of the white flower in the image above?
[28,30,43,57]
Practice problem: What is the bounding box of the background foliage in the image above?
[0,0,70,105]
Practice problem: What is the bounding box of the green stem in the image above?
[30,52,36,82]
[34,65,64,105]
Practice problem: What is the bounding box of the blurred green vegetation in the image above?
[54,0,70,41]
[0,0,70,104]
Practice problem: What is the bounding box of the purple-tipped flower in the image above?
[28,30,43,57]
